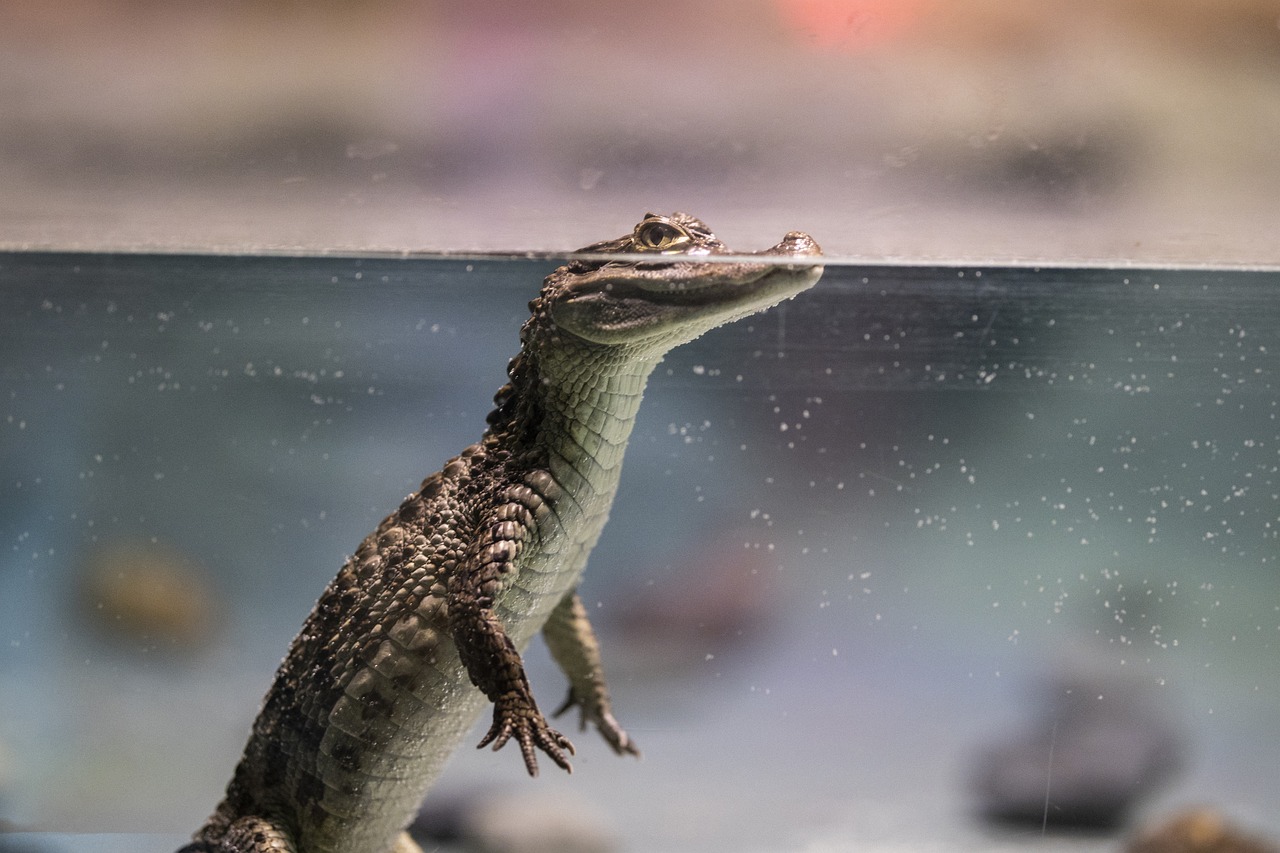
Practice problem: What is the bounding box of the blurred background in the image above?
[3,3,1280,853]
[2,0,1280,262]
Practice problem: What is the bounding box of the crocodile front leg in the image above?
[447,500,575,776]
[544,592,640,759]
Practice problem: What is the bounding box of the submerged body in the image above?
[182,213,823,853]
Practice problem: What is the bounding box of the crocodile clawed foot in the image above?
[478,692,575,776]
[553,688,641,758]
[595,709,641,758]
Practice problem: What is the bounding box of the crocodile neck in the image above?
[485,327,659,510]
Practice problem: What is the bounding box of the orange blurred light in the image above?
[777,0,930,51]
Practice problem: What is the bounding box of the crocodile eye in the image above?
[634,220,692,252]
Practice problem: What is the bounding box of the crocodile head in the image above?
[489,213,822,435]
[537,212,823,356]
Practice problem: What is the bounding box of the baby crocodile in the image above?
[181,213,823,853]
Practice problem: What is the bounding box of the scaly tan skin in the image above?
[180,213,823,853]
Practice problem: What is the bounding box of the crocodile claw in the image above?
[478,694,575,776]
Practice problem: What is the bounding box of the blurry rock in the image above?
[1127,808,1279,853]
[974,671,1182,830]
[410,787,616,853]
[79,539,220,652]
[608,531,776,673]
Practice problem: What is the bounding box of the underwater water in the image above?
[1,253,1277,852]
